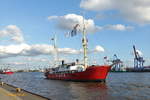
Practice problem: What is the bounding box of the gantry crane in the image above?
[133,45,145,69]
[111,54,123,71]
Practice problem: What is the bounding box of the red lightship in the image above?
[45,19,114,82]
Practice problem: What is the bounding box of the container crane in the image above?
[111,54,123,71]
[133,45,145,70]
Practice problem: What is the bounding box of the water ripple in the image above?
[1,72,150,100]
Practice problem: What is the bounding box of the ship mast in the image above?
[52,33,58,67]
[82,16,88,69]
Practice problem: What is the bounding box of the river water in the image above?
[0,72,150,100]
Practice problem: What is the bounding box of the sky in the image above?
[0,0,150,70]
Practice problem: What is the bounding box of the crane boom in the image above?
[133,45,138,59]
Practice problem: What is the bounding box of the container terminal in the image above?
[110,45,150,72]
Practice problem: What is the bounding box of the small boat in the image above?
[0,69,14,75]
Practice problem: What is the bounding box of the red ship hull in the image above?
[45,65,111,82]
[0,72,14,75]
[4,72,14,75]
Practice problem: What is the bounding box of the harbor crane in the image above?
[133,45,145,69]
[111,54,123,71]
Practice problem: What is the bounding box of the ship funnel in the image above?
[62,60,65,65]
[76,59,79,64]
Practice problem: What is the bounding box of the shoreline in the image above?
[0,81,50,100]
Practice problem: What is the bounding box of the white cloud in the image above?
[0,43,52,58]
[21,44,54,56]
[104,24,133,31]
[80,0,113,11]
[0,24,106,59]
[8,62,26,65]
[80,0,150,24]
[81,45,105,53]
[0,25,24,43]
[48,16,58,20]
[94,45,104,52]
[48,14,101,33]
[48,13,133,32]
[26,57,49,62]
[0,43,105,59]
[58,48,81,54]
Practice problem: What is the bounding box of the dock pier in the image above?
[0,81,50,100]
